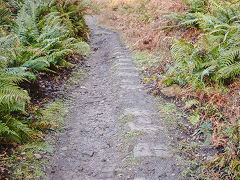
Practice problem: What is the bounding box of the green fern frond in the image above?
[0,115,32,143]
[200,65,217,81]
[3,67,36,80]
[23,56,50,70]
[47,49,73,65]
[217,61,240,80]
[171,39,194,62]
[6,117,32,141]
[0,0,89,144]
[0,80,29,107]
[0,120,20,143]
[218,48,240,66]
[184,0,208,13]
[70,41,90,56]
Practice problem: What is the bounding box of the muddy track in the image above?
[48,15,182,180]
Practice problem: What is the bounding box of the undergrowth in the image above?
[1,65,85,179]
[0,0,89,144]
[163,0,240,178]
[0,0,89,178]
[2,100,68,179]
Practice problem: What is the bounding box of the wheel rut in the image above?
[49,15,182,180]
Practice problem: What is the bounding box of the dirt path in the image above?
[49,15,182,180]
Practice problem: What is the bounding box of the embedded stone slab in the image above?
[120,79,137,84]
[153,144,173,158]
[118,72,138,77]
[133,143,152,157]
[135,117,153,124]
[133,143,172,158]
[128,122,159,132]
[116,65,137,70]
[113,51,123,56]
[117,68,138,73]
[134,178,150,180]
[113,47,122,51]
[97,166,116,179]
[115,62,133,66]
[115,55,128,59]
[120,84,143,90]
[123,108,157,116]
[116,58,132,63]
[117,69,138,74]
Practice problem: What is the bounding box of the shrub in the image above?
[0,0,89,143]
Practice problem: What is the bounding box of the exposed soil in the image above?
[48,15,182,180]
[20,55,86,108]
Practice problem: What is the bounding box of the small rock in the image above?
[29,166,35,169]
[61,147,68,151]
[101,158,107,162]
[133,143,152,157]
[206,155,213,161]
[117,173,123,177]
[78,167,84,172]
[34,154,42,160]
[82,150,95,157]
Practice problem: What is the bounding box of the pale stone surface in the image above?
[121,84,143,90]
[123,108,155,116]
[116,58,132,63]
[135,117,152,124]
[120,79,137,84]
[118,72,138,77]
[128,122,159,132]
[98,165,116,179]
[116,65,136,69]
[115,62,133,66]
[134,143,172,158]
[61,147,68,151]
[134,143,152,157]
[134,178,150,180]
[153,144,173,158]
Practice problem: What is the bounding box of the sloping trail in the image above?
[49,15,182,180]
